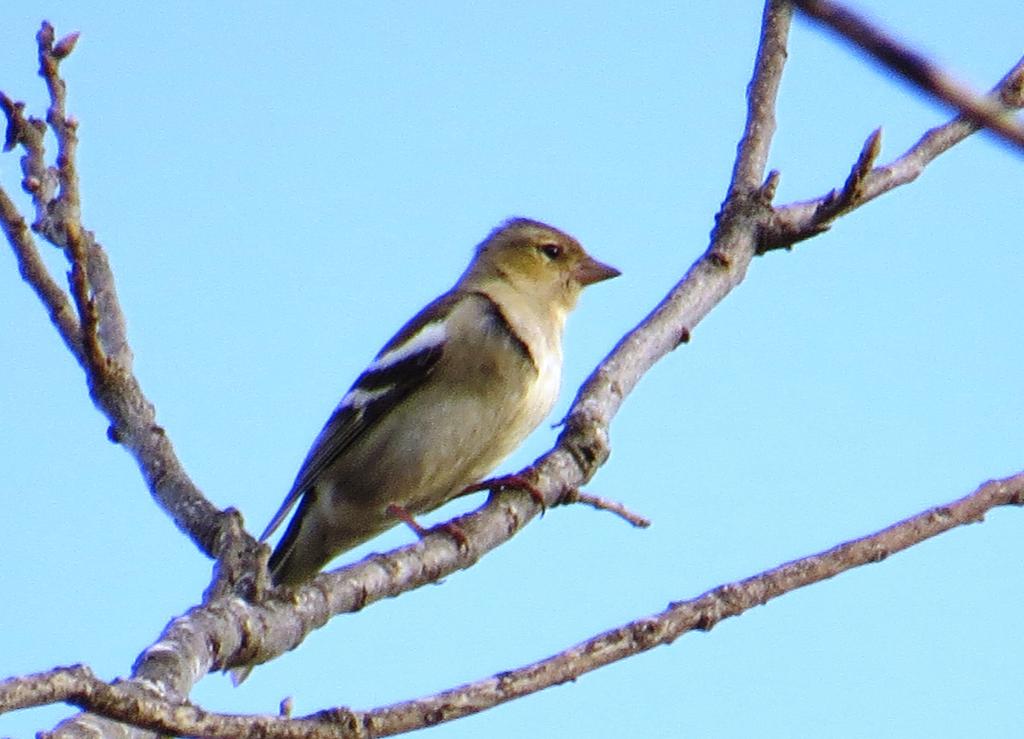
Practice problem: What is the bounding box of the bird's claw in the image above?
[387,503,470,552]
[463,472,547,515]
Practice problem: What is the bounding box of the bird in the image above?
[260,217,619,586]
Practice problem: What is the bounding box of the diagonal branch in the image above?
[356,470,1024,736]
[792,0,1024,152]
[762,56,1024,251]
[1,23,246,565]
[729,0,793,195]
[564,490,651,528]
[0,185,82,358]
[7,471,1021,738]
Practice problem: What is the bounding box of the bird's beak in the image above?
[574,255,621,286]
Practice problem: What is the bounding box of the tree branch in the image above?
[8,471,1021,738]
[792,0,1024,152]
[563,490,651,528]
[762,56,1024,251]
[729,0,793,195]
[0,185,82,357]
[358,470,1024,736]
[0,23,247,563]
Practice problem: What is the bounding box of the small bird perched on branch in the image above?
[260,217,619,586]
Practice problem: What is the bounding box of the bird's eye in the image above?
[539,243,563,260]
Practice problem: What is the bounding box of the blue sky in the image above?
[2,3,1022,737]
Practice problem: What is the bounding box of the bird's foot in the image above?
[462,472,547,514]
[386,503,469,551]
[386,503,428,536]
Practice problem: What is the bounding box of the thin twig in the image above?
[562,490,651,528]
[0,187,83,360]
[818,128,882,218]
[763,57,1024,250]
[729,0,794,195]
[792,0,1024,152]
[37,23,82,222]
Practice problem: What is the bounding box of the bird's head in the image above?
[465,217,619,312]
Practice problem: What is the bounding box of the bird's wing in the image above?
[258,291,461,542]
